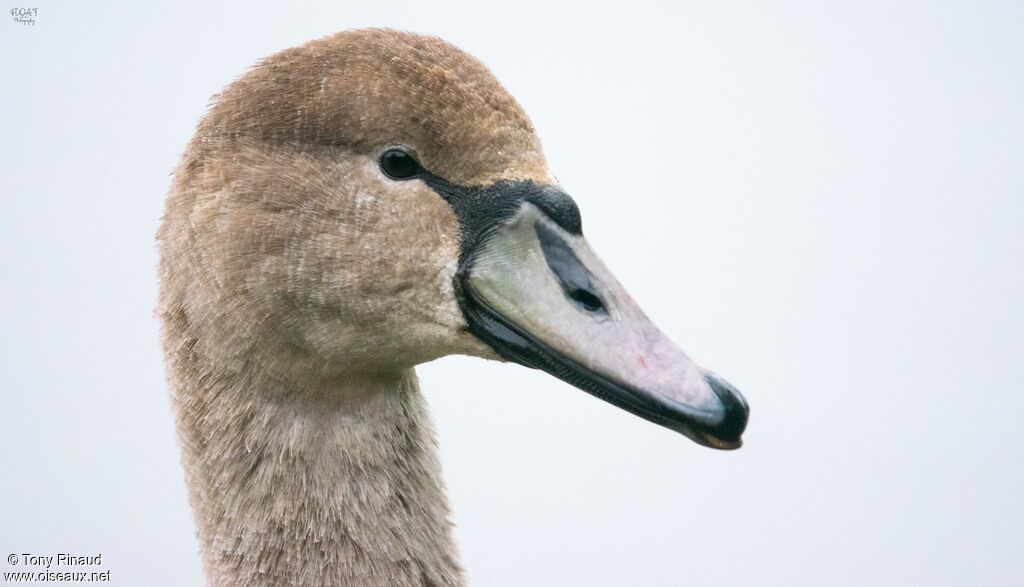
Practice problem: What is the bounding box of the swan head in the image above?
[166,28,748,449]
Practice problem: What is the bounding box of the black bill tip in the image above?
[699,373,749,448]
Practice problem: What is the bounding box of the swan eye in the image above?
[379,148,423,180]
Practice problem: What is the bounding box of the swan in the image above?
[158,28,749,586]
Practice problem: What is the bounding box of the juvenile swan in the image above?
[158,28,749,586]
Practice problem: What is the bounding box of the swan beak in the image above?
[457,201,749,449]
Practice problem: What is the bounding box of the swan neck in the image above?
[172,367,463,586]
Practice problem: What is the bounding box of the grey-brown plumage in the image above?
[159,29,550,586]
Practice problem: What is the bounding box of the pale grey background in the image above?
[2,1,1022,585]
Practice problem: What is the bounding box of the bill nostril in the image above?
[704,373,750,442]
[569,288,604,313]
[534,220,608,316]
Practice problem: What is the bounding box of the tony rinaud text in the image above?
[12,553,102,568]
